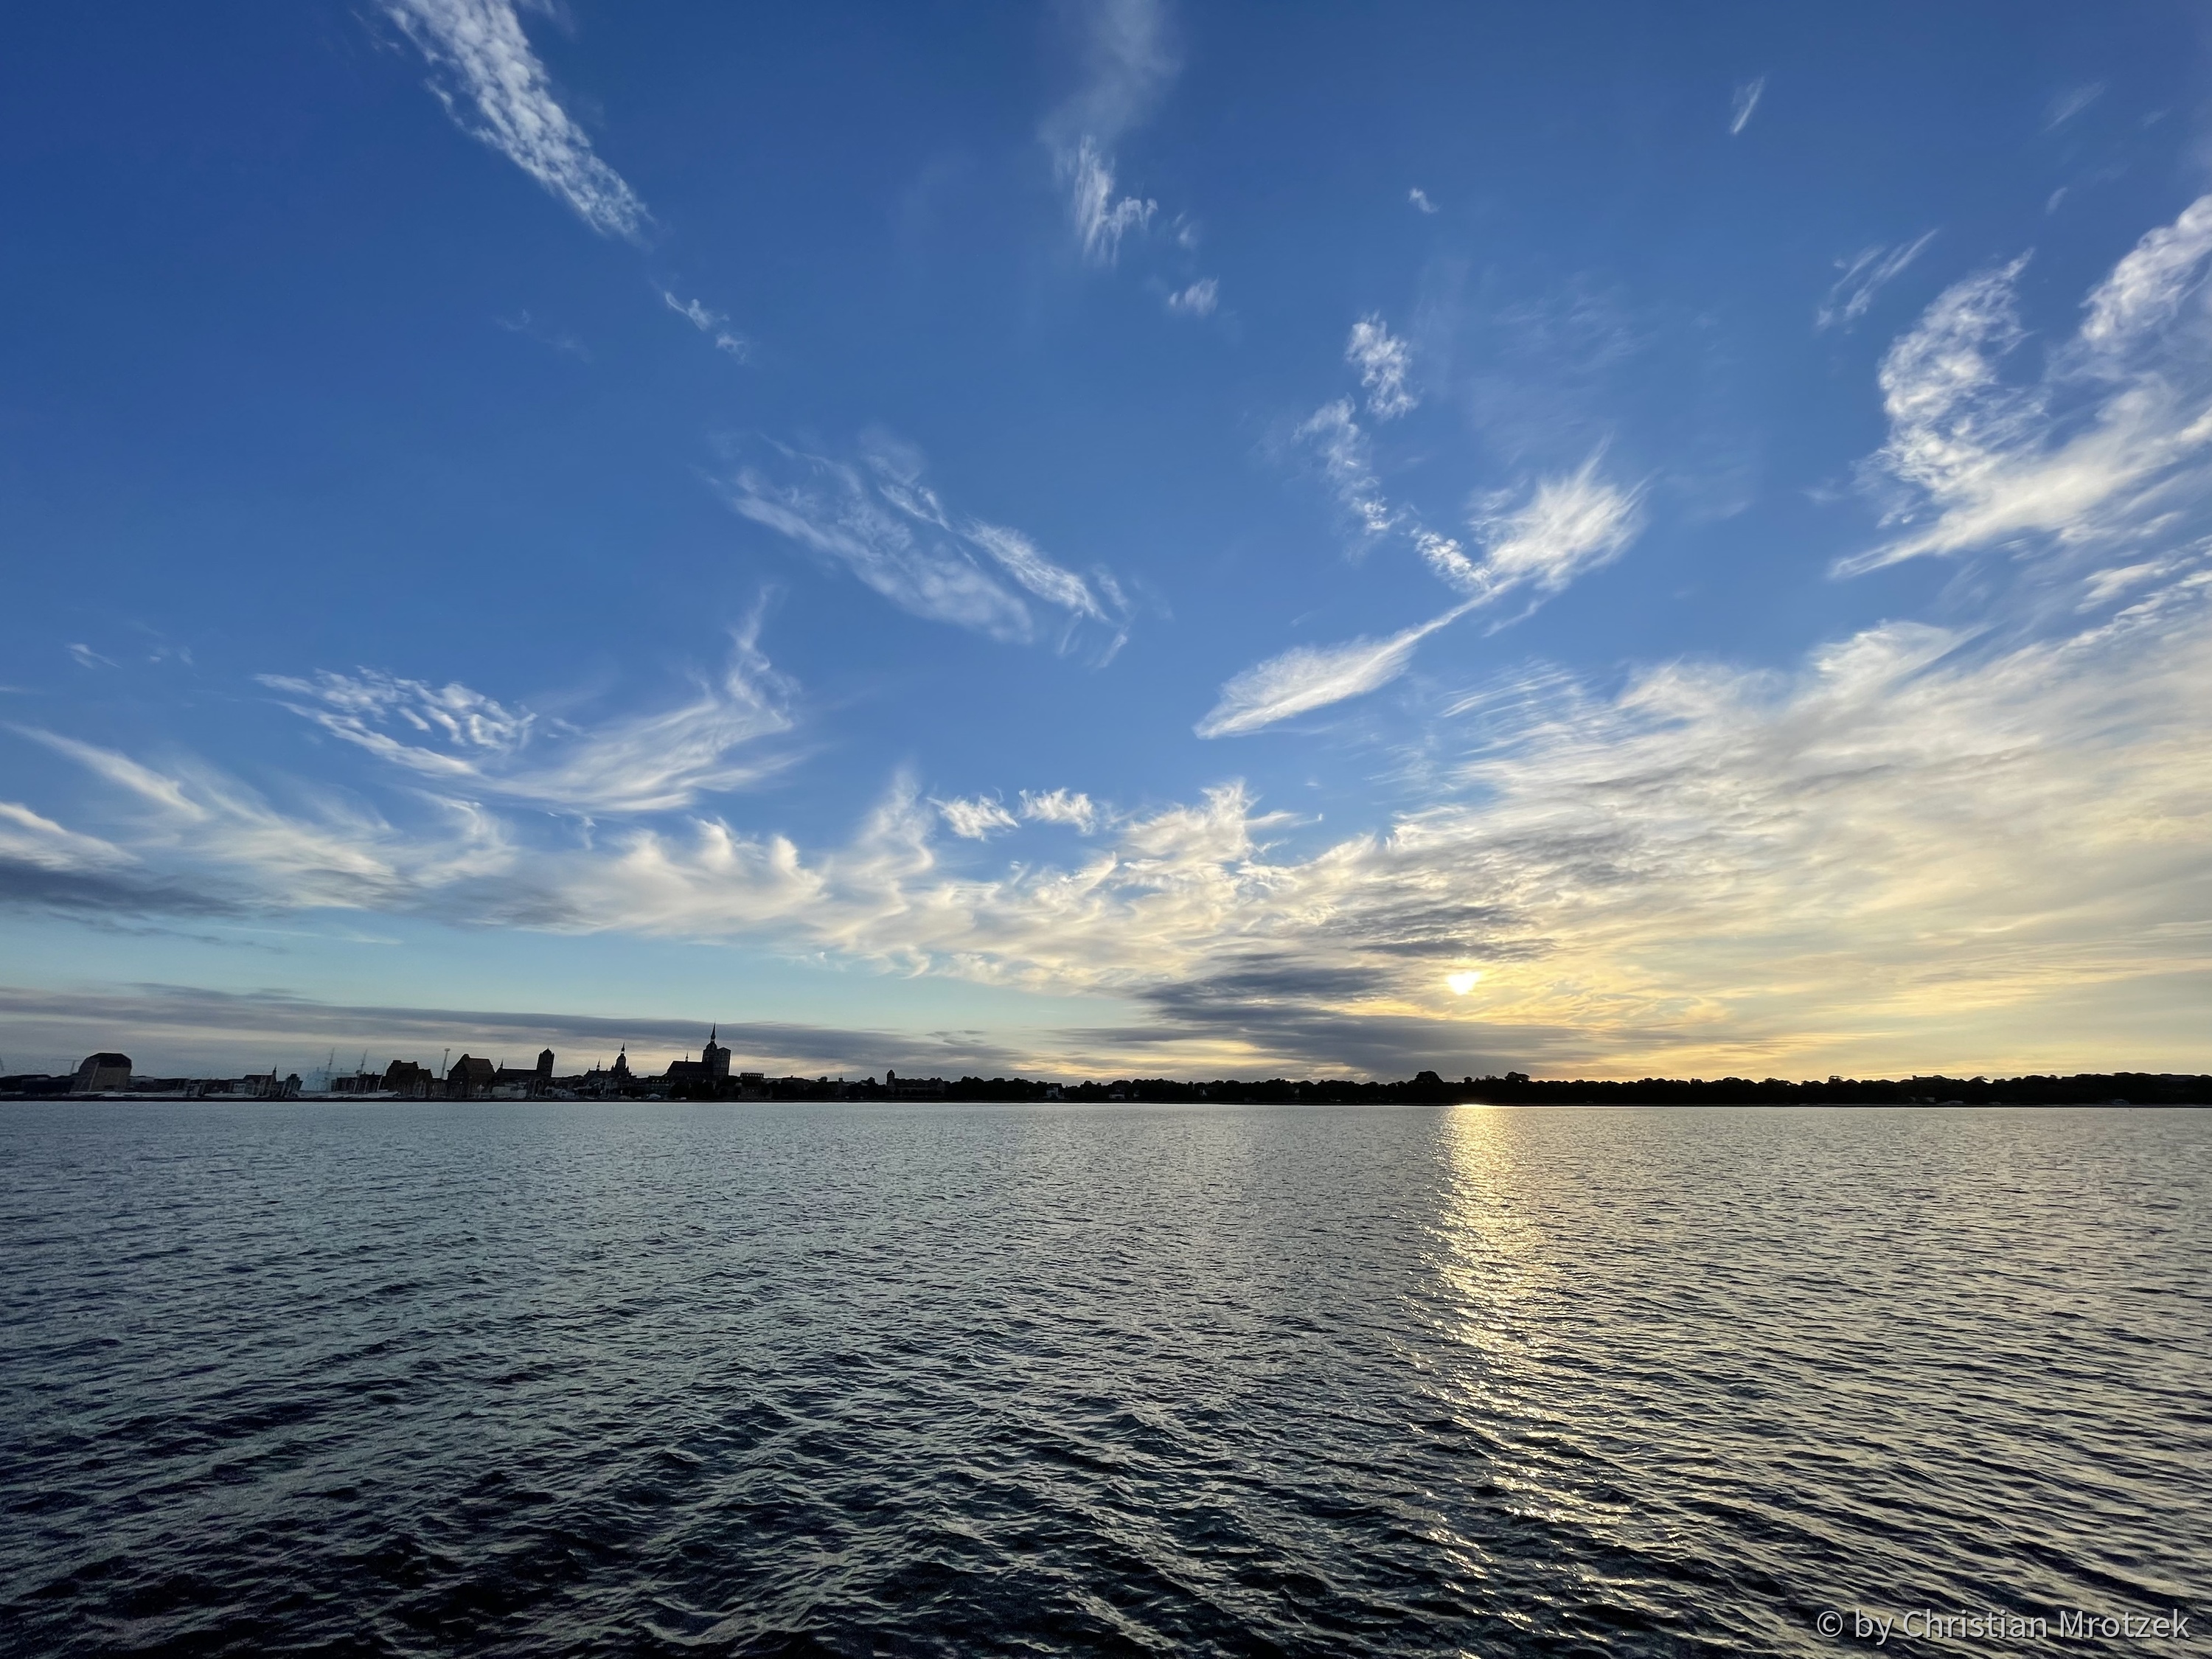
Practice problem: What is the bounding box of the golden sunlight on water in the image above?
[1411,1105,2211,1653]
[1,1102,2202,1655]
[1424,1107,1673,1627]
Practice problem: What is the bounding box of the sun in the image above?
[1445,970,1481,995]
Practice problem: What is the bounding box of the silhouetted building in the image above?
[383,1060,435,1097]
[0,1072,72,1097]
[72,1053,133,1093]
[663,1026,734,1092]
[490,1051,556,1097]
[564,1047,634,1099]
[447,1054,495,1098]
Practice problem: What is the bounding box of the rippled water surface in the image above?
[1,1102,2205,1656]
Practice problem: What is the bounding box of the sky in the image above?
[3,0,2210,1082]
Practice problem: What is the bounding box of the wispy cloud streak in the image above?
[1166,278,1218,316]
[1061,140,1155,265]
[1043,0,1178,265]
[1346,314,1416,419]
[2045,82,2104,131]
[260,623,794,815]
[663,291,750,358]
[1195,605,1474,737]
[1433,458,1645,607]
[1298,400,1395,538]
[1729,76,1765,136]
[935,797,1018,839]
[1020,789,1099,832]
[723,437,1130,655]
[1844,193,2212,574]
[0,800,130,873]
[383,0,647,239]
[1223,449,1644,733]
[1817,232,1937,331]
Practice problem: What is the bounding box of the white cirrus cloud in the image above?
[1060,139,1155,265]
[13,728,209,822]
[2079,194,2212,351]
[1246,439,1641,734]
[1045,0,1178,150]
[0,800,131,873]
[10,728,493,912]
[1842,192,2212,575]
[1194,604,1475,738]
[1298,400,1396,538]
[961,522,1112,622]
[1166,278,1218,316]
[663,291,750,358]
[1408,187,1437,215]
[1729,76,1765,136]
[1816,232,1938,332]
[1041,0,1178,267]
[259,626,795,815]
[1346,313,1417,420]
[381,0,647,240]
[1445,457,1646,605]
[935,797,1020,840]
[495,309,589,359]
[1020,789,1099,832]
[2045,82,2105,132]
[723,437,1130,655]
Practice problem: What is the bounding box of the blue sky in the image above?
[4,0,2209,1079]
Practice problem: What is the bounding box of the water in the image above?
[1,1102,2204,1657]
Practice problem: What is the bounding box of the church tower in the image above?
[703,1024,731,1081]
